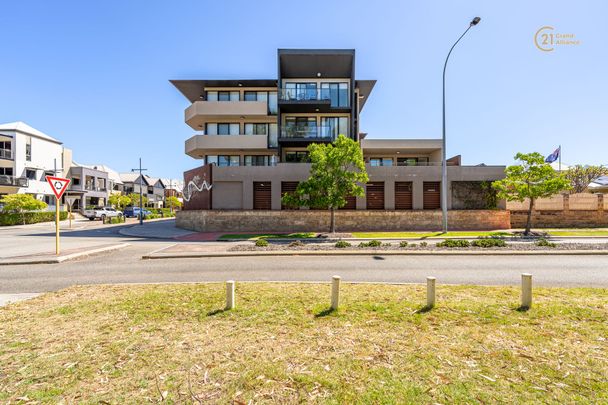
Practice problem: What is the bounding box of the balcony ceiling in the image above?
[171,80,277,103]
[279,49,354,78]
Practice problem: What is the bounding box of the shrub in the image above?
[399,241,408,248]
[436,239,470,248]
[536,238,556,248]
[0,211,68,226]
[359,240,382,248]
[471,238,507,248]
[335,241,351,248]
[255,239,269,247]
[419,242,427,247]
[288,240,304,248]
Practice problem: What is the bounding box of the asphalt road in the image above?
[1,219,607,294]
[1,240,607,293]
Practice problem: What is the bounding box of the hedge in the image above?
[0,211,68,226]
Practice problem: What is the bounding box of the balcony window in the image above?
[25,169,37,180]
[0,141,11,159]
[207,155,240,167]
[284,83,317,101]
[268,92,278,115]
[369,158,393,167]
[244,123,267,135]
[207,123,240,135]
[207,91,239,101]
[320,83,349,107]
[0,167,13,176]
[244,155,270,166]
[72,177,80,186]
[285,151,310,163]
[397,157,429,166]
[320,117,349,139]
[25,142,31,161]
[269,123,278,147]
[284,117,317,138]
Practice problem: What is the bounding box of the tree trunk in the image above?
[525,198,535,236]
[330,207,336,234]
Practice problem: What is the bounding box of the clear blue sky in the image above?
[1,0,606,178]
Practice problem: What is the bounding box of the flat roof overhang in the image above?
[171,80,277,103]
[361,138,443,155]
[278,49,354,78]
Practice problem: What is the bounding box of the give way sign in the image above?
[46,176,71,199]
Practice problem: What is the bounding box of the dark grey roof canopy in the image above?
[170,79,277,103]
[278,49,355,79]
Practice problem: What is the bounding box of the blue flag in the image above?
[545,146,560,163]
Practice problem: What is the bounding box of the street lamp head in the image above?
[470,17,481,26]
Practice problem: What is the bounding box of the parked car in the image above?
[83,206,123,221]
[123,206,152,218]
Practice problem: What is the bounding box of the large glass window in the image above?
[206,123,239,135]
[285,151,310,163]
[369,158,393,167]
[284,82,317,100]
[25,169,37,179]
[0,167,13,176]
[268,92,278,115]
[25,140,31,161]
[320,117,349,139]
[321,83,349,107]
[244,155,269,166]
[284,117,317,138]
[207,91,239,101]
[269,123,278,147]
[244,123,268,135]
[207,155,240,167]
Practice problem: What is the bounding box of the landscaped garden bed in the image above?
[229,239,608,252]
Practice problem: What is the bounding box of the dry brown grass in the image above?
[0,283,607,403]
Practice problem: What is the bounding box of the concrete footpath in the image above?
[0,243,130,265]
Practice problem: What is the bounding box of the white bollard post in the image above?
[226,280,235,310]
[331,275,341,310]
[521,273,532,309]
[426,276,436,308]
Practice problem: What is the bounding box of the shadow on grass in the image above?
[206,308,228,316]
[515,305,530,312]
[314,307,336,318]
[415,305,434,314]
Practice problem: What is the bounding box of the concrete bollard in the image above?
[331,275,341,310]
[521,273,532,309]
[225,280,235,310]
[426,276,436,308]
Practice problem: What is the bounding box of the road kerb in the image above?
[0,243,131,266]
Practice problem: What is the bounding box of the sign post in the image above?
[65,197,77,229]
[46,176,71,255]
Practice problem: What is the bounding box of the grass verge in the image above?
[1,283,606,403]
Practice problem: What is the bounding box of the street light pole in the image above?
[441,16,481,233]
[131,158,147,226]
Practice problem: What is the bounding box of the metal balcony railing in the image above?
[278,88,349,108]
[0,175,28,187]
[280,126,347,139]
[0,149,12,159]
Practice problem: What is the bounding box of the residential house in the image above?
[119,173,165,208]
[0,122,71,210]
[65,163,109,211]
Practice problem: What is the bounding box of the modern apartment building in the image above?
[0,122,71,210]
[65,163,110,211]
[172,49,505,213]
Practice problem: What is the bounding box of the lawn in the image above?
[1,283,607,403]
[219,232,318,240]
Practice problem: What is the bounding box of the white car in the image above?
[83,207,123,221]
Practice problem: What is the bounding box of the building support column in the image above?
[412,179,424,210]
[271,180,282,210]
[243,180,253,210]
[385,180,395,210]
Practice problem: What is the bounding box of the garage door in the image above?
[395,182,413,210]
[253,182,272,210]
[423,182,441,210]
[366,182,385,210]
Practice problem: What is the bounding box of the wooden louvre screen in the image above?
[281,181,299,209]
[423,181,441,210]
[366,182,385,210]
[395,182,413,210]
[253,182,272,210]
[340,195,357,210]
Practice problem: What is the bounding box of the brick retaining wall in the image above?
[510,211,608,228]
[176,210,511,233]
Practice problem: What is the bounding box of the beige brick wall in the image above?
[176,210,511,233]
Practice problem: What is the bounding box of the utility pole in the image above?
[131,158,147,226]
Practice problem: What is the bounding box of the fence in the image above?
[508,193,607,228]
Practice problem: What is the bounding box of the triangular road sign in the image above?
[46,176,71,200]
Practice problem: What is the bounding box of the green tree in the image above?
[165,196,182,211]
[127,193,148,207]
[0,194,48,225]
[281,134,368,233]
[493,152,570,235]
[564,165,608,194]
[108,194,131,210]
